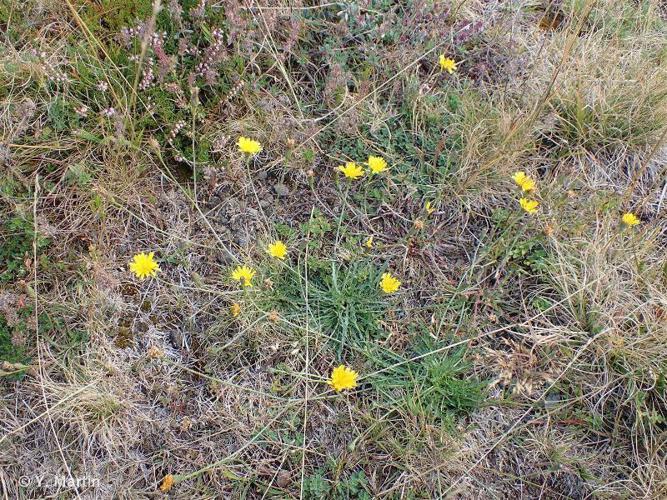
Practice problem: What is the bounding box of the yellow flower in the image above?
[337,162,364,180]
[621,212,640,227]
[146,346,164,359]
[328,365,358,392]
[237,136,262,155]
[380,272,401,294]
[231,265,256,287]
[439,55,457,74]
[367,155,388,174]
[230,302,241,317]
[519,198,540,214]
[364,236,374,249]
[268,310,280,322]
[267,240,288,260]
[129,252,159,280]
[425,201,435,215]
[512,171,536,192]
[159,474,174,493]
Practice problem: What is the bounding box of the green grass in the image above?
[265,258,388,357]
[374,344,487,424]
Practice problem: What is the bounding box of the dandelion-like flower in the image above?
[380,272,401,294]
[328,365,358,392]
[519,198,540,214]
[159,474,174,493]
[237,136,262,155]
[231,265,256,287]
[439,55,458,74]
[621,212,640,227]
[129,252,159,280]
[367,155,388,174]
[267,240,288,260]
[425,201,435,215]
[512,171,536,192]
[230,303,241,317]
[337,162,364,180]
[364,236,374,249]
[146,346,164,359]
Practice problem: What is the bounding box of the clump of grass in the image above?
[517,2,667,155]
[79,0,155,32]
[547,50,667,153]
[374,344,487,424]
[265,259,388,357]
[545,226,667,416]
[565,0,666,39]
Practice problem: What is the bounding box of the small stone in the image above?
[170,329,184,348]
[276,470,291,488]
[544,391,562,408]
[273,183,289,197]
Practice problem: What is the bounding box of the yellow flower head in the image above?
[367,155,388,174]
[621,212,640,227]
[337,162,364,180]
[519,198,540,214]
[425,201,435,215]
[237,136,262,155]
[380,272,401,294]
[159,474,174,493]
[129,252,159,280]
[512,171,536,192]
[231,265,256,287]
[230,302,241,317]
[364,236,374,249]
[267,240,288,260]
[439,55,457,74]
[328,365,359,392]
